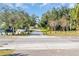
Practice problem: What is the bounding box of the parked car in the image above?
[15,29,27,35]
[5,28,13,35]
[0,29,6,35]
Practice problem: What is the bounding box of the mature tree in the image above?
[69,3,79,30]
[0,6,33,34]
[40,6,70,31]
[30,14,37,26]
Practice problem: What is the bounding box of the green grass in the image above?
[41,28,79,36]
[0,49,14,56]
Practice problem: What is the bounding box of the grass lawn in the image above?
[0,49,14,56]
[41,28,79,36]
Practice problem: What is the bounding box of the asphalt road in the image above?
[30,29,43,35]
[0,29,79,56]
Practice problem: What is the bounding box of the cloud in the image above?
[60,3,75,8]
[2,3,29,9]
[15,4,29,9]
[40,3,48,7]
[41,3,47,6]
[31,3,36,6]
[15,3,23,7]
[69,3,75,8]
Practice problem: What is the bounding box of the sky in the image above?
[0,3,76,17]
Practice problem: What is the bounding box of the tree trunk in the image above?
[12,27,15,35]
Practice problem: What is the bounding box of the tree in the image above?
[40,6,70,31]
[30,14,37,26]
[69,3,79,30]
[0,6,33,34]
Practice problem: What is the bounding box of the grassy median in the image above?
[41,28,79,36]
[0,49,14,56]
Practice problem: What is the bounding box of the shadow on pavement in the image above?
[4,53,29,56]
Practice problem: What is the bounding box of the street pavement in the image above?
[0,29,79,55]
[30,29,43,35]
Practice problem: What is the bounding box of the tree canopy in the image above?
[39,4,79,31]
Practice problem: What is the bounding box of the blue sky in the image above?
[0,3,76,17]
